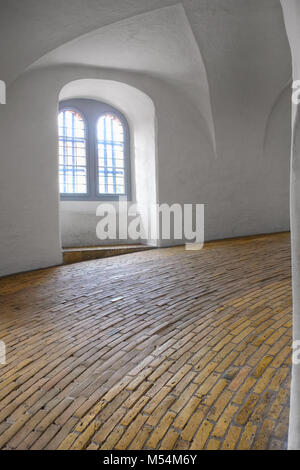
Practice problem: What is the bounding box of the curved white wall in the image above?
[0,63,213,275]
[280,0,300,450]
[0,58,291,276]
[0,2,292,277]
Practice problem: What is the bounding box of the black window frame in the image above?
[59,98,132,201]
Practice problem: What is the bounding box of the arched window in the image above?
[58,109,87,194]
[97,114,125,195]
[58,99,131,200]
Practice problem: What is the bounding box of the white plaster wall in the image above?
[0,73,63,276]
[0,2,292,277]
[0,64,210,275]
[181,0,292,240]
[0,57,291,276]
[31,5,216,153]
[0,0,178,84]
[60,201,135,247]
[280,0,300,450]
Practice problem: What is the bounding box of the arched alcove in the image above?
[58,78,157,247]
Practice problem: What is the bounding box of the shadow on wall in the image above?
[262,79,291,231]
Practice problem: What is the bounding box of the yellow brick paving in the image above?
[0,233,292,450]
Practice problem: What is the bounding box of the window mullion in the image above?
[88,115,96,199]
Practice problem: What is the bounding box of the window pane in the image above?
[58,109,87,194]
[97,114,125,195]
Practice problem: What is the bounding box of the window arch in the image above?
[58,99,131,200]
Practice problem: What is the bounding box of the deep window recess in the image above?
[58,99,131,201]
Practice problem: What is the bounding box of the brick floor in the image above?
[0,232,292,450]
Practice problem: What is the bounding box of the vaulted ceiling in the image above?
[0,0,291,86]
[0,0,178,83]
[0,0,292,160]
